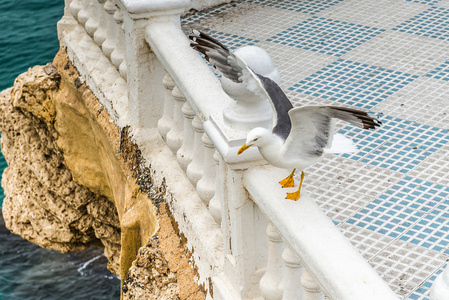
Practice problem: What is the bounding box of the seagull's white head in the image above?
[237,127,271,155]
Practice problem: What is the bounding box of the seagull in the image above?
[189,30,381,200]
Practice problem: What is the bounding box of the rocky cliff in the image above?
[0,48,205,299]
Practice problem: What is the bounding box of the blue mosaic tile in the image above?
[266,17,384,57]
[289,59,418,109]
[347,200,423,239]
[401,212,449,254]
[408,266,444,300]
[249,0,344,14]
[393,7,449,41]
[338,115,449,173]
[199,30,260,50]
[404,0,440,5]
[426,60,449,81]
[346,176,449,240]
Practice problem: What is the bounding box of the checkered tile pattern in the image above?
[182,1,449,298]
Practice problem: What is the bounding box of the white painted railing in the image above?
[56,0,426,299]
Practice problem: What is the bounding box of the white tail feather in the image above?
[324,133,358,154]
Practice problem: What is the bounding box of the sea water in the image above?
[0,1,120,299]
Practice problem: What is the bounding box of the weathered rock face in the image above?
[0,49,206,299]
[0,65,121,272]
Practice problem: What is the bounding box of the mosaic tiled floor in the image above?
[182,0,449,298]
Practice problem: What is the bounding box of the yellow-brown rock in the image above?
[0,48,205,299]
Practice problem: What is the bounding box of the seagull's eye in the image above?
[253,138,258,142]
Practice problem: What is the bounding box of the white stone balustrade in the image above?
[58,0,414,299]
[196,133,216,206]
[101,0,117,60]
[177,101,195,171]
[186,116,205,187]
[166,86,186,153]
[158,73,175,139]
[208,150,222,224]
[84,0,100,37]
[260,223,285,300]
[110,6,126,73]
[301,269,325,300]
[282,246,303,300]
[93,0,107,47]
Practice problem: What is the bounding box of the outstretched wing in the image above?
[283,106,381,159]
[189,30,293,139]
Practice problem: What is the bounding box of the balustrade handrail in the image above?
[244,166,399,300]
[145,18,264,166]
[146,20,231,123]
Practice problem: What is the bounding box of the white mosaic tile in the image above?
[331,159,403,198]
[338,222,396,261]
[393,6,449,42]
[302,154,351,189]
[374,77,449,129]
[257,41,338,90]
[318,0,429,30]
[437,0,449,8]
[311,186,377,223]
[369,240,449,297]
[288,58,419,110]
[342,31,449,76]
[190,3,307,41]
[409,144,449,187]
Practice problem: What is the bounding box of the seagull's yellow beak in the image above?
[238,143,252,155]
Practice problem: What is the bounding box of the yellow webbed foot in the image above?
[286,191,300,201]
[279,168,296,188]
[284,171,305,201]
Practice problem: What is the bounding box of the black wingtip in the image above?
[331,106,382,130]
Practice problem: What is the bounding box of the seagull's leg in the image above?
[279,168,296,188]
[286,171,305,201]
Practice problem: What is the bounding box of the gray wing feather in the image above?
[189,30,294,138]
[283,106,381,158]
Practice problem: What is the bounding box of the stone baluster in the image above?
[77,32,96,66]
[431,265,449,300]
[68,0,82,20]
[260,223,284,300]
[158,74,175,139]
[93,0,107,47]
[282,246,304,300]
[176,101,195,171]
[301,269,325,300]
[85,0,100,37]
[101,0,117,60]
[102,64,122,112]
[68,0,85,43]
[77,0,91,26]
[91,53,112,92]
[186,116,204,187]
[110,6,125,72]
[196,133,216,206]
[111,76,128,122]
[85,43,103,74]
[208,150,222,224]
[119,56,127,81]
[166,86,185,154]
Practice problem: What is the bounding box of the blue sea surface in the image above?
[0,1,121,299]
